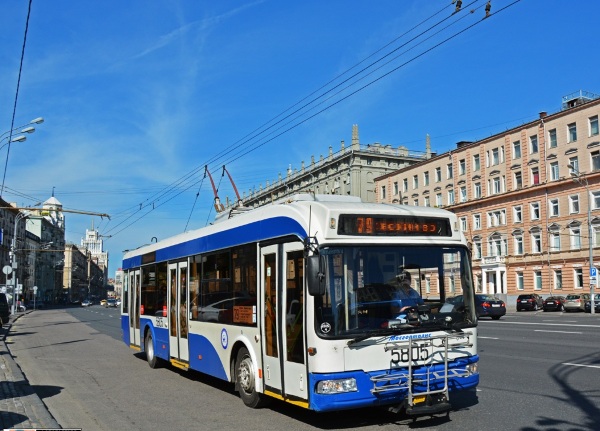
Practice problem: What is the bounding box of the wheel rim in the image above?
[238,355,255,394]
[147,336,154,361]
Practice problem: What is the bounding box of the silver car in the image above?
[564,293,590,312]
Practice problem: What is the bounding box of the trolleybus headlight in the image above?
[316,378,357,394]
[466,363,478,376]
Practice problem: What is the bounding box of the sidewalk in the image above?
[0,311,60,430]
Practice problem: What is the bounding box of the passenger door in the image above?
[128,270,141,347]
[168,262,189,363]
[260,242,307,404]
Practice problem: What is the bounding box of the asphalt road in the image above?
[7,306,600,431]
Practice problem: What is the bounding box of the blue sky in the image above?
[1,0,598,278]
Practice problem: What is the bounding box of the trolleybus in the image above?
[121,194,479,415]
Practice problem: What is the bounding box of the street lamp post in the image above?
[0,117,44,197]
[9,212,29,315]
[568,164,596,314]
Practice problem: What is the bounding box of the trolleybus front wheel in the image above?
[236,347,269,408]
[145,332,162,369]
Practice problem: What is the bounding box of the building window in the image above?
[531,202,540,220]
[568,122,577,142]
[532,232,542,253]
[423,171,429,186]
[460,217,467,231]
[473,154,480,171]
[590,115,599,136]
[393,181,398,196]
[459,159,466,175]
[569,195,580,214]
[435,167,441,182]
[492,148,499,166]
[436,193,442,207]
[424,196,430,207]
[569,156,579,174]
[460,186,467,202]
[448,189,455,205]
[593,191,600,210]
[514,234,524,255]
[516,272,524,290]
[513,140,521,159]
[530,135,538,154]
[554,270,563,290]
[549,198,559,217]
[531,167,540,185]
[474,182,482,198]
[413,199,419,206]
[550,231,561,251]
[592,151,600,172]
[447,163,453,179]
[574,268,583,289]
[514,171,522,190]
[534,271,542,290]
[487,209,506,227]
[495,177,502,194]
[473,238,482,259]
[402,178,408,192]
[513,205,522,223]
[413,175,419,189]
[473,214,481,230]
[550,161,559,181]
[570,226,581,249]
[548,128,557,148]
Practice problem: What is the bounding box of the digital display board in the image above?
[337,215,451,236]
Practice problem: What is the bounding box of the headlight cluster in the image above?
[316,378,357,394]
[466,363,478,375]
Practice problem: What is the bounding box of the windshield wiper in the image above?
[347,327,411,346]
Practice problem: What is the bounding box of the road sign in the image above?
[2,265,11,275]
[591,267,597,277]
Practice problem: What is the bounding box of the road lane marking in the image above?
[562,362,600,369]
[479,321,600,328]
[478,336,499,339]
[534,330,582,334]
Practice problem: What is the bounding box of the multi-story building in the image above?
[236,125,433,209]
[81,225,109,291]
[376,91,600,302]
[64,243,104,302]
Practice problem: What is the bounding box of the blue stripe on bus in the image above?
[188,333,228,380]
[123,216,306,269]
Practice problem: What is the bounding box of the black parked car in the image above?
[517,293,544,311]
[543,296,566,312]
[447,294,506,320]
[0,293,9,327]
[584,294,600,313]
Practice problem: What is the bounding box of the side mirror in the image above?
[306,255,325,296]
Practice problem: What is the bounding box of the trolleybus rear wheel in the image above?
[236,347,269,408]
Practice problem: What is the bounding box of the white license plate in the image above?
[520,300,527,303]
[492,304,500,307]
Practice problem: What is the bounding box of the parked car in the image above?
[81,299,92,307]
[564,293,590,312]
[15,301,26,312]
[105,299,117,308]
[543,296,566,312]
[0,293,9,327]
[100,299,107,307]
[584,294,600,313]
[516,294,544,311]
[446,294,506,320]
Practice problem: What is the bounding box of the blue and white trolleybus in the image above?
[121,194,479,416]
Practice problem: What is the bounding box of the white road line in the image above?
[481,321,600,328]
[562,362,600,369]
[478,336,499,339]
[534,330,582,334]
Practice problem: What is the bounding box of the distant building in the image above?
[235,125,434,209]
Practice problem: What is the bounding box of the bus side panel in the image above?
[188,333,228,381]
[121,315,130,346]
[141,319,170,361]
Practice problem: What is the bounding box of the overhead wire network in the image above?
[101,0,521,240]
